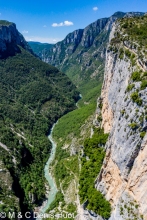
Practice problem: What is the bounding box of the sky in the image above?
[0,0,146,44]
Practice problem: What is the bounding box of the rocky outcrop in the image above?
[95,18,147,220]
[40,12,144,94]
[46,12,126,66]
[43,12,128,86]
[0,20,32,58]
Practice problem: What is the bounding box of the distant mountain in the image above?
[32,12,144,104]
[0,20,79,218]
[28,41,53,61]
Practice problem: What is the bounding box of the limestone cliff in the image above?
[0,20,32,58]
[29,12,144,108]
[95,15,147,220]
[43,12,128,89]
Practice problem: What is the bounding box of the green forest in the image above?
[28,41,53,59]
[0,45,79,216]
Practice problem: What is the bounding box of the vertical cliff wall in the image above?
[0,20,33,58]
[96,15,147,220]
[43,12,128,91]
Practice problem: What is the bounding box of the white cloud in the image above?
[52,22,63,27]
[52,20,73,27]
[43,25,47,28]
[22,30,29,34]
[64,21,73,26]
[93,7,98,11]
[24,36,62,44]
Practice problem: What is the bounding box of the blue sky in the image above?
[0,0,146,43]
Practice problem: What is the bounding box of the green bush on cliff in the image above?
[143,72,147,77]
[131,71,141,82]
[131,92,142,106]
[140,131,146,139]
[129,122,138,130]
[120,15,147,49]
[119,48,124,59]
[125,49,131,58]
[126,84,135,92]
[140,80,147,90]
[79,128,111,218]
[87,187,111,219]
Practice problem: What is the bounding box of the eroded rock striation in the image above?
[42,12,128,85]
[96,15,147,220]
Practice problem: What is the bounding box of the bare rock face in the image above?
[44,12,128,82]
[95,21,147,220]
[45,12,144,70]
[0,21,32,58]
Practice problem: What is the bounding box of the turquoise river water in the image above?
[37,123,58,219]
[37,95,81,219]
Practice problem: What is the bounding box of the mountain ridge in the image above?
[29,11,145,106]
[28,41,53,60]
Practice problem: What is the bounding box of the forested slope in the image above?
[28,41,53,61]
[0,21,79,219]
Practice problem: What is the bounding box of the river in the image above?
[37,123,58,219]
[37,95,82,219]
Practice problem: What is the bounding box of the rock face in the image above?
[0,20,32,58]
[95,16,147,220]
[43,12,127,86]
[45,12,126,65]
[39,12,144,98]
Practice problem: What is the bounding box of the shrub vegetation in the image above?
[79,128,111,219]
